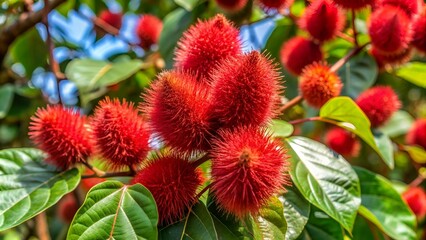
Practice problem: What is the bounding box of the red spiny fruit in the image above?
[371,47,413,69]
[368,5,413,54]
[142,71,212,152]
[81,169,105,192]
[356,86,401,128]
[136,14,163,50]
[299,62,342,108]
[403,187,426,219]
[258,0,291,10]
[58,196,79,223]
[29,105,93,169]
[209,51,282,130]
[280,36,323,75]
[332,0,375,9]
[377,0,421,17]
[99,10,122,30]
[132,155,204,225]
[210,127,289,218]
[91,98,150,169]
[406,119,426,149]
[174,14,241,81]
[299,0,345,42]
[325,127,360,157]
[412,11,426,54]
[215,0,248,11]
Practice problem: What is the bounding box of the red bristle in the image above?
[208,51,282,130]
[99,10,122,30]
[356,86,401,128]
[280,36,324,76]
[377,0,422,17]
[29,105,93,169]
[135,14,163,50]
[210,126,290,218]
[412,10,426,54]
[132,154,204,226]
[332,0,376,10]
[174,14,242,81]
[141,71,212,152]
[403,187,426,219]
[406,119,426,149]
[370,47,413,70]
[91,97,150,169]
[325,127,360,157]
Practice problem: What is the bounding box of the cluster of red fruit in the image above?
[29,14,290,225]
[97,10,163,50]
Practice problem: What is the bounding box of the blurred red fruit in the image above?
[368,5,413,54]
[403,187,426,219]
[142,71,212,152]
[81,169,105,192]
[215,0,248,11]
[210,127,289,218]
[91,98,150,169]
[132,155,204,225]
[280,36,323,75]
[29,105,93,169]
[136,14,163,50]
[406,119,426,149]
[299,0,345,42]
[412,11,426,54]
[258,0,290,9]
[325,127,360,157]
[174,14,241,81]
[58,196,79,223]
[356,86,401,128]
[209,51,282,130]
[371,47,413,69]
[377,0,421,17]
[99,10,122,30]
[332,0,375,9]
[299,62,342,108]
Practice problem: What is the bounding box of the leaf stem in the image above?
[192,154,211,167]
[195,183,211,200]
[351,9,359,47]
[279,96,304,113]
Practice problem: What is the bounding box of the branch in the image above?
[278,95,303,113]
[0,0,67,66]
[330,42,369,72]
[351,9,359,47]
[35,212,50,240]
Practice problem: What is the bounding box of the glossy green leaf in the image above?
[67,181,158,240]
[174,0,200,11]
[159,8,194,68]
[373,131,394,167]
[0,148,80,231]
[379,111,414,137]
[10,29,48,77]
[269,119,294,138]
[352,215,385,240]
[354,167,417,240]
[285,136,361,232]
[257,197,286,240]
[0,84,14,119]
[396,62,426,88]
[320,97,394,168]
[403,145,426,163]
[297,206,343,240]
[280,185,310,240]
[338,52,377,99]
[159,201,217,240]
[65,59,143,89]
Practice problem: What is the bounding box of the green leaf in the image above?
[337,52,377,99]
[159,9,194,68]
[396,62,426,88]
[280,185,310,240]
[285,136,361,232]
[403,145,426,164]
[0,84,14,119]
[354,167,417,240]
[268,119,294,138]
[378,111,414,137]
[10,29,47,77]
[373,131,394,166]
[65,59,143,89]
[320,97,394,168]
[0,148,80,231]
[297,206,344,240]
[159,202,217,240]
[174,0,200,11]
[352,215,385,240]
[256,197,286,240]
[67,181,158,240]
[263,18,297,61]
